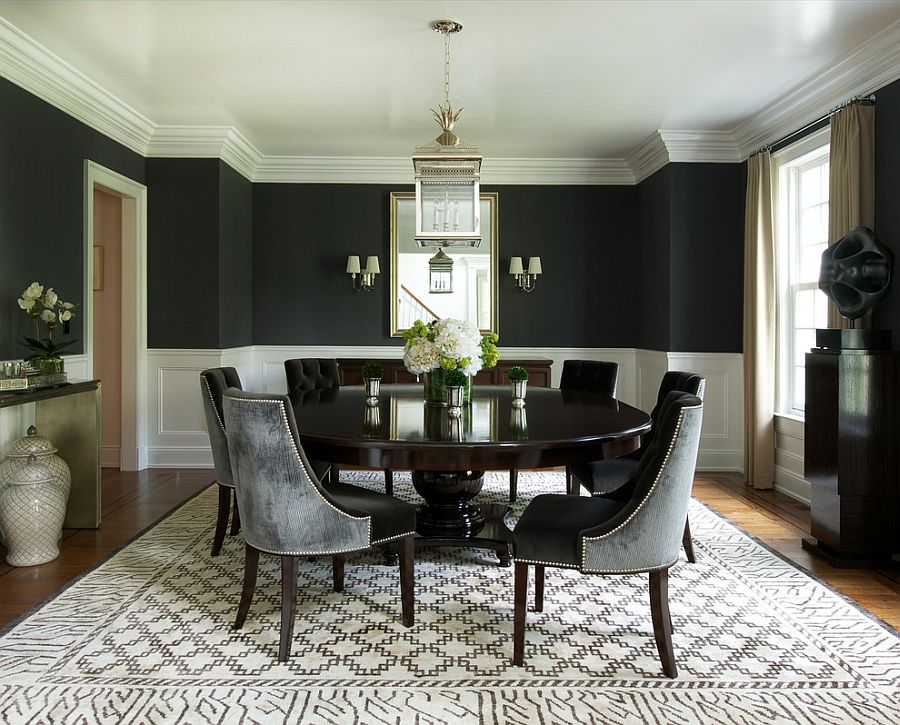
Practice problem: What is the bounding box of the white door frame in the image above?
[84,160,148,470]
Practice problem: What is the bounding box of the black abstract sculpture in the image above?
[819,226,893,323]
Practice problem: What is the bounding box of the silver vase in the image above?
[511,380,527,408]
[446,385,464,417]
[364,377,381,406]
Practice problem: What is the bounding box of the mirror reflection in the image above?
[390,192,498,336]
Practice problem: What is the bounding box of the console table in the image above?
[337,358,553,388]
[0,380,101,528]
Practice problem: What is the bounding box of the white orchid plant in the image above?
[402,318,499,377]
[17,282,79,362]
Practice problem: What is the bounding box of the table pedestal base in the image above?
[412,470,513,566]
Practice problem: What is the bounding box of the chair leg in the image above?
[332,555,345,592]
[230,493,241,536]
[384,468,394,497]
[682,515,696,563]
[212,484,231,556]
[565,466,579,495]
[649,568,677,678]
[279,555,298,662]
[509,470,518,503]
[513,562,529,665]
[534,565,545,612]
[233,543,259,630]
[399,535,415,628]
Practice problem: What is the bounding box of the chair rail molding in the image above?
[146,346,744,472]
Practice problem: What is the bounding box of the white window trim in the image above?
[773,126,830,418]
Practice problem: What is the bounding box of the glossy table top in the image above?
[290,384,651,470]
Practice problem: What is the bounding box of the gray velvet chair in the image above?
[508,359,620,503]
[200,367,244,556]
[285,357,395,495]
[222,388,416,662]
[569,371,706,563]
[512,391,703,677]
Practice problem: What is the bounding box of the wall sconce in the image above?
[509,256,542,293]
[347,255,380,292]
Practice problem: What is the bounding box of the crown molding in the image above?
[2,13,899,183]
[732,17,900,158]
[0,17,154,155]
[627,132,669,183]
[147,126,261,180]
[658,130,741,163]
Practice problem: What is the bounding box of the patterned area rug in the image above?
[1,471,899,724]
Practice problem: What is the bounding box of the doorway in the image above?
[84,161,148,471]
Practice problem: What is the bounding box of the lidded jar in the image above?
[0,453,68,566]
[0,426,71,544]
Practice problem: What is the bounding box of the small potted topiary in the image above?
[509,366,529,408]
[362,361,383,406]
[444,368,468,417]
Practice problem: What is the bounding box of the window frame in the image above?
[773,126,831,418]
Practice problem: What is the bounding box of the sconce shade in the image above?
[346,255,361,274]
[527,257,543,275]
[509,257,524,275]
[365,256,381,275]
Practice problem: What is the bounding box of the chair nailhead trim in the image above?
[513,557,580,569]
[201,375,227,434]
[249,532,416,556]
[580,402,702,571]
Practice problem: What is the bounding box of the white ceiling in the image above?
[1,0,900,165]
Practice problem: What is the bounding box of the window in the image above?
[774,128,830,416]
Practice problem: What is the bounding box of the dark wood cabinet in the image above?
[803,346,900,566]
[337,358,553,388]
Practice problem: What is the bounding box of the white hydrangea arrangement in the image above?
[402,318,499,377]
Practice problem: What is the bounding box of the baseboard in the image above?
[146,446,213,469]
[774,465,811,504]
[696,449,743,472]
[100,444,121,468]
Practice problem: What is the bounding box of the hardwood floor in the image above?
[1,468,898,631]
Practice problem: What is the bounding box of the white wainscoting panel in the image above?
[774,414,809,503]
[147,350,223,468]
[145,346,745,471]
[0,404,34,458]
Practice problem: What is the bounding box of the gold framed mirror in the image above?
[390,191,498,337]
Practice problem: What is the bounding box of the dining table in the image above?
[290,384,651,565]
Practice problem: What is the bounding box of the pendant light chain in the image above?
[443,29,452,108]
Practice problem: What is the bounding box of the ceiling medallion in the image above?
[412,19,483,248]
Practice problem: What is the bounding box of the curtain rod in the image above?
[752,94,876,157]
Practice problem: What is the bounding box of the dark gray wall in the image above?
[250,184,641,348]
[218,162,253,348]
[146,158,221,349]
[0,77,145,359]
[636,167,672,351]
[668,163,746,352]
[872,77,900,345]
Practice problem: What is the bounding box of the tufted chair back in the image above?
[222,389,371,555]
[284,358,341,397]
[579,391,703,573]
[200,367,243,487]
[641,372,705,451]
[559,360,619,397]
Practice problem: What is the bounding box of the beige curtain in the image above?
[743,151,775,489]
[827,104,876,328]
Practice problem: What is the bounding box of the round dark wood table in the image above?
[291,384,650,565]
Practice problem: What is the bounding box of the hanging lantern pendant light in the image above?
[413,20,483,248]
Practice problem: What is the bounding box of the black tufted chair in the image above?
[512,391,704,677]
[285,357,396,495]
[570,371,706,563]
[507,359,620,503]
[223,389,416,662]
[200,367,244,556]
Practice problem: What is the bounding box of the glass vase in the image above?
[38,357,64,375]
[423,369,472,406]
